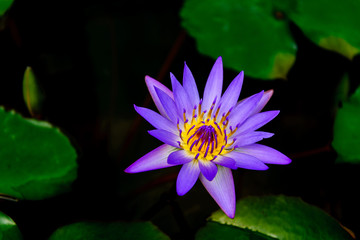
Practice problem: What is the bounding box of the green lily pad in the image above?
[0,211,23,240]
[181,0,297,79]
[209,195,353,240]
[0,0,13,16]
[48,221,170,240]
[332,85,360,163]
[290,0,360,59]
[0,107,77,200]
[196,222,275,240]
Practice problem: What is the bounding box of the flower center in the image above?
[177,100,237,161]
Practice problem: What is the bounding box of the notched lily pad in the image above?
[290,0,360,59]
[0,107,77,200]
[0,211,23,240]
[48,221,170,240]
[209,195,353,240]
[181,0,297,79]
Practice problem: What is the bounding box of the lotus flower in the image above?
[125,57,291,218]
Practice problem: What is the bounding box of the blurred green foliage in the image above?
[48,221,170,240]
[0,107,77,200]
[0,211,22,240]
[0,0,13,16]
[181,0,360,79]
[207,195,353,240]
[333,85,360,164]
[22,67,44,117]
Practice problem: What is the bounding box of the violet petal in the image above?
[200,166,236,218]
[236,110,280,135]
[155,87,181,123]
[145,75,174,118]
[218,71,244,117]
[134,105,177,134]
[183,62,200,107]
[228,91,263,127]
[148,129,181,148]
[170,73,193,119]
[176,161,200,196]
[231,131,274,147]
[202,57,223,111]
[199,159,218,181]
[213,155,237,169]
[226,151,269,170]
[237,143,291,165]
[168,150,194,165]
[249,89,273,116]
[124,144,177,173]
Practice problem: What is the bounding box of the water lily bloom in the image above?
[125,57,291,218]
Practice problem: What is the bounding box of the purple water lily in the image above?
[125,57,291,218]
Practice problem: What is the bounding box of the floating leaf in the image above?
[0,0,13,16]
[0,211,23,240]
[0,107,77,200]
[22,67,44,118]
[181,0,297,79]
[290,0,360,59]
[209,195,353,240]
[48,221,170,240]
[332,85,360,163]
[196,222,274,240]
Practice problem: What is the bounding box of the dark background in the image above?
[0,0,359,239]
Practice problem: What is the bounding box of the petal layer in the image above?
[155,87,181,123]
[228,91,263,128]
[177,161,200,196]
[200,166,236,218]
[232,131,274,147]
[199,159,218,181]
[168,150,194,165]
[218,71,244,117]
[236,110,280,135]
[213,155,237,169]
[134,105,177,134]
[202,57,223,111]
[125,144,177,173]
[148,129,181,148]
[183,62,200,107]
[171,73,193,119]
[237,144,291,165]
[145,75,174,118]
[226,151,269,170]
[249,89,273,116]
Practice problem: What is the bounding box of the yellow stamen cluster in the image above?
[177,100,237,161]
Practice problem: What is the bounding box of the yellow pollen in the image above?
[179,104,236,161]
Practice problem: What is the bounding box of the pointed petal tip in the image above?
[176,186,189,196]
[214,56,223,66]
[124,167,132,173]
[123,163,140,174]
[144,75,157,84]
[225,210,235,219]
[259,164,269,171]
[265,89,274,95]
[282,156,292,165]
